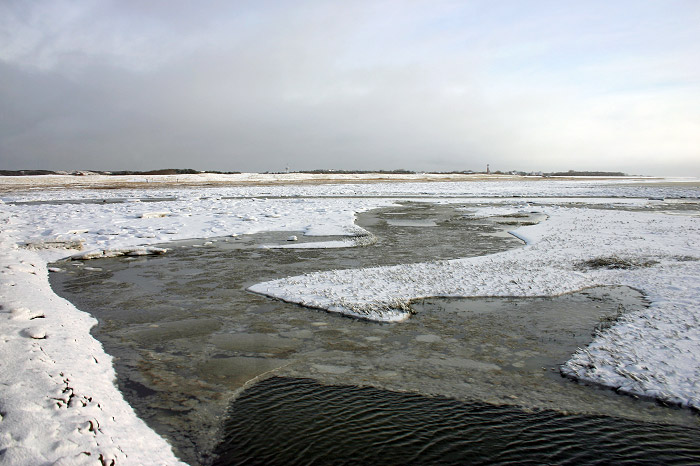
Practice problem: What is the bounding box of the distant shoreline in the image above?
[0,172,676,193]
[0,169,630,177]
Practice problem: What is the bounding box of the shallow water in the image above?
[49,202,700,465]
[214,377,700,466]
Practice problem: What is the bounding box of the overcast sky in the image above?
[1,1,699,175]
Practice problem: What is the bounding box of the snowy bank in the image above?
[0,245,187,465]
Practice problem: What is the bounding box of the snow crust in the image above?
[0,175,699,464]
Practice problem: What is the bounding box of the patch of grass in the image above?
[497,221,521,226]
[674,255,698,262]
[578,256,658,270]
[594,303,626,334]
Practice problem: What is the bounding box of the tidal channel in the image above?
[49,202,700,465]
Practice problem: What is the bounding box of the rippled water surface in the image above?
[49,202,700,465]
[215,377,700,466]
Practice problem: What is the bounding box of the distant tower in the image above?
[486,164,490,174]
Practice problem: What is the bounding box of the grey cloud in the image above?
[1,1,699,175]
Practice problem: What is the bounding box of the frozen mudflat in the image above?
[0,173,699,464]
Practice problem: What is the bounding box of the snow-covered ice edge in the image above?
[0,245,187,465]
[250,206,700,410]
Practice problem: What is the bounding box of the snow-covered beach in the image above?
[1,173,699,464]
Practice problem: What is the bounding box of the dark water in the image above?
[49,202,700,465]
[215,377,700,466]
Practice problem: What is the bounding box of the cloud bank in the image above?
[1,0,699,175]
